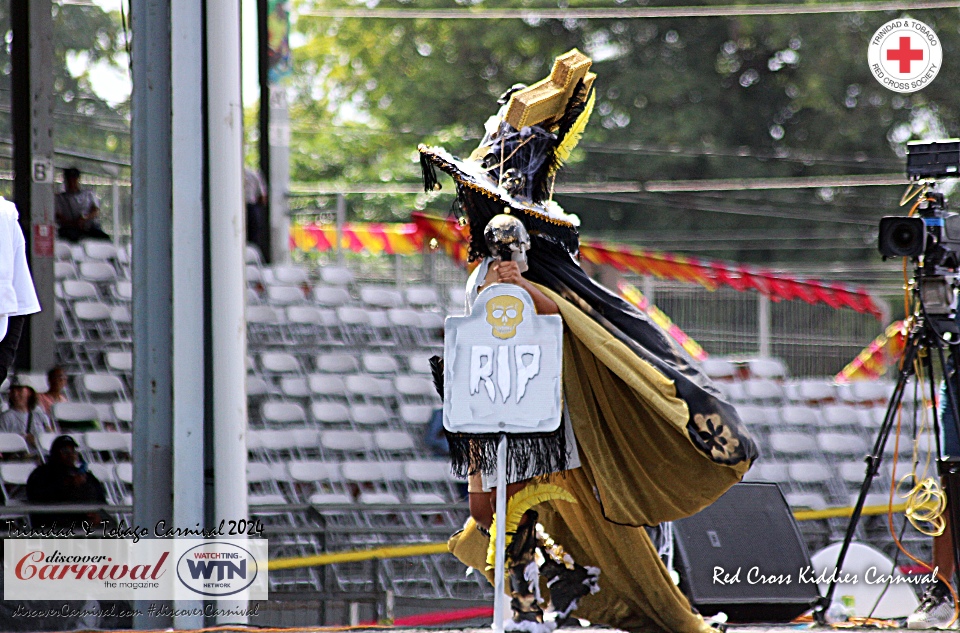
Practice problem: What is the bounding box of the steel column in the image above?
[10,0,56,372]
[206,0,250,621]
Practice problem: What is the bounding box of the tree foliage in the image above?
[0,2,130,182]
[290,2,960,262]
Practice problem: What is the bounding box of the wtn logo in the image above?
[185,559,246,582]
[176,543,259,597]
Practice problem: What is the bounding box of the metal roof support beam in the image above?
[11,0,56,373]
[131,0,209,627]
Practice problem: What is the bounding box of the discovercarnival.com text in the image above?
[12,604,260,619]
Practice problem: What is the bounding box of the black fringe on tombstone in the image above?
[444,422,568,479]
[429,355,444,400]
[420,152,440,193]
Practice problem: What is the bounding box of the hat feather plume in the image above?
[551,89,595,173]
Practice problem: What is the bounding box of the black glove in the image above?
[429,355,444,401]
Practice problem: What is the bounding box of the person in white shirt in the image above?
[0,197,41,386]
[55,167,109,242]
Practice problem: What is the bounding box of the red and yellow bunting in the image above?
[618,281,707,361]
[577,239,883,320]
[290,222,423,256]
[291,212,883,321]
[835,320,908,383]
[411,213,472,265]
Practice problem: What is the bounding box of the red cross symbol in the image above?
[887,36,924,73]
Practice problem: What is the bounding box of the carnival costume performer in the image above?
[419,49,757,632]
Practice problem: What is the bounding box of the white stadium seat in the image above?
[271,265,309,286]
[399,404,434,425]
[320,266,354,286]
[701,358,737,380]
[362,353,399,374]
[360,285,404,309]
[245,245,263,266]
[266,285,306,306]
[311,401,351,425]
[260,352,301,374]
[261,401,307,425]
[308,374,347,398]
[350,404,390,426]
[405,286,440,308]
[747,358,786,379]
[79,261,117,283]
[313,286,352,307]
[53,402,100,427]
[83,242,118,261]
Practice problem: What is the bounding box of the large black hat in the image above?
[419,49,596,260]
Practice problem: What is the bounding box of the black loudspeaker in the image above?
[672,482,819,623]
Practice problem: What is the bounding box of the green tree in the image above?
[288,1,960,264]
[0,2,130,199]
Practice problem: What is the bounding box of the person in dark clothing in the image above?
[26,435,106,530]
[55,167,110,242]
[0,316,25,387]
[424,408,449,457]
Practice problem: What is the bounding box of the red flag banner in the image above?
[293,212,883,321]
[290,221,423,255]
[835,320,908,383]
[412,213,883,320]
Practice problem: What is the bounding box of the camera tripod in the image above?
[814,307,960,624]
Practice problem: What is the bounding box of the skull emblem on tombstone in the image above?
[486,295,525,339]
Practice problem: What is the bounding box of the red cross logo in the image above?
[887,36,924,73]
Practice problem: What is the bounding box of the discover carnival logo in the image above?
[868,18,942,93]
[176,542,260,597]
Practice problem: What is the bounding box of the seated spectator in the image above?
[0,381,54,454]
[36,366,68,415]
[27,435,107,530]
[55,167,110,242]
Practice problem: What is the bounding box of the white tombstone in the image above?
[443,283,563,435]
[442,282,564,631]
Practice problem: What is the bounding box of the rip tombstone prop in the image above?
[443,283,563,436]
[442,282,563,631]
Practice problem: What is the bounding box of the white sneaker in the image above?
[908,582,959,630]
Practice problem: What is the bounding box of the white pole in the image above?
[493,433,508,632]
[207,0,249,623]
[171,0,206,626]
[336,193,346,265]
[643,275,655,305]
[758,293,771,358]
[111,178,120,245]
[268,85,291,265]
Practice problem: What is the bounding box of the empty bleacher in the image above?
[709,356,933,559]
[8,240,476,599]
[4,238,935,599]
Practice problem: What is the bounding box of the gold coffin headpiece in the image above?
[504,49,596,130]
